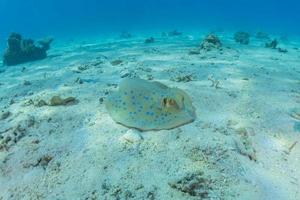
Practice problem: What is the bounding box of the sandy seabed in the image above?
[0,31,300,200]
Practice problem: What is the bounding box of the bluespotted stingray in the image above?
[105,78,196,131]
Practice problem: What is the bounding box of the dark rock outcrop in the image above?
[265,39,278,49]
[145,37,155,44]
[265,39,288,53]
[234,31,250,45]
[3,33,53,66]
[200,34,222,51]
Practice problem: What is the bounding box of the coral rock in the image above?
[50,96,77,106]
[169,171,212,197]
[200,34,222,51]
[265,39,278,49]
[145,37,155,44]
[3,33,53,66]
[234,31,250,45]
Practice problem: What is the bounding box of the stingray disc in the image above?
[105,78,196,131]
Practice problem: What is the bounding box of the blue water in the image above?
[0,0,300,49]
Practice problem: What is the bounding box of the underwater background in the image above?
[1,0,300,200]
[1,0,300,46]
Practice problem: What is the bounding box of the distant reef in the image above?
[234,31,250,45]
[3,33,53,66]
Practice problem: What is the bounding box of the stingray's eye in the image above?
[162,98,168,107]
[162,98,180,111]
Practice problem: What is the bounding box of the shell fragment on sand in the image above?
[105,78,196,131]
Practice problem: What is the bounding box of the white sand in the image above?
[0,32,300,200]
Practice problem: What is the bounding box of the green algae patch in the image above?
[105,78,196,131]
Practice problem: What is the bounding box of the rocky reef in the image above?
[3,33,53,66]
[265,39,278,49]
[145,37,155,44]
[234,31,250,45]
[188,34,223,55]
[200,34,222,51]
[265,39,288,53]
